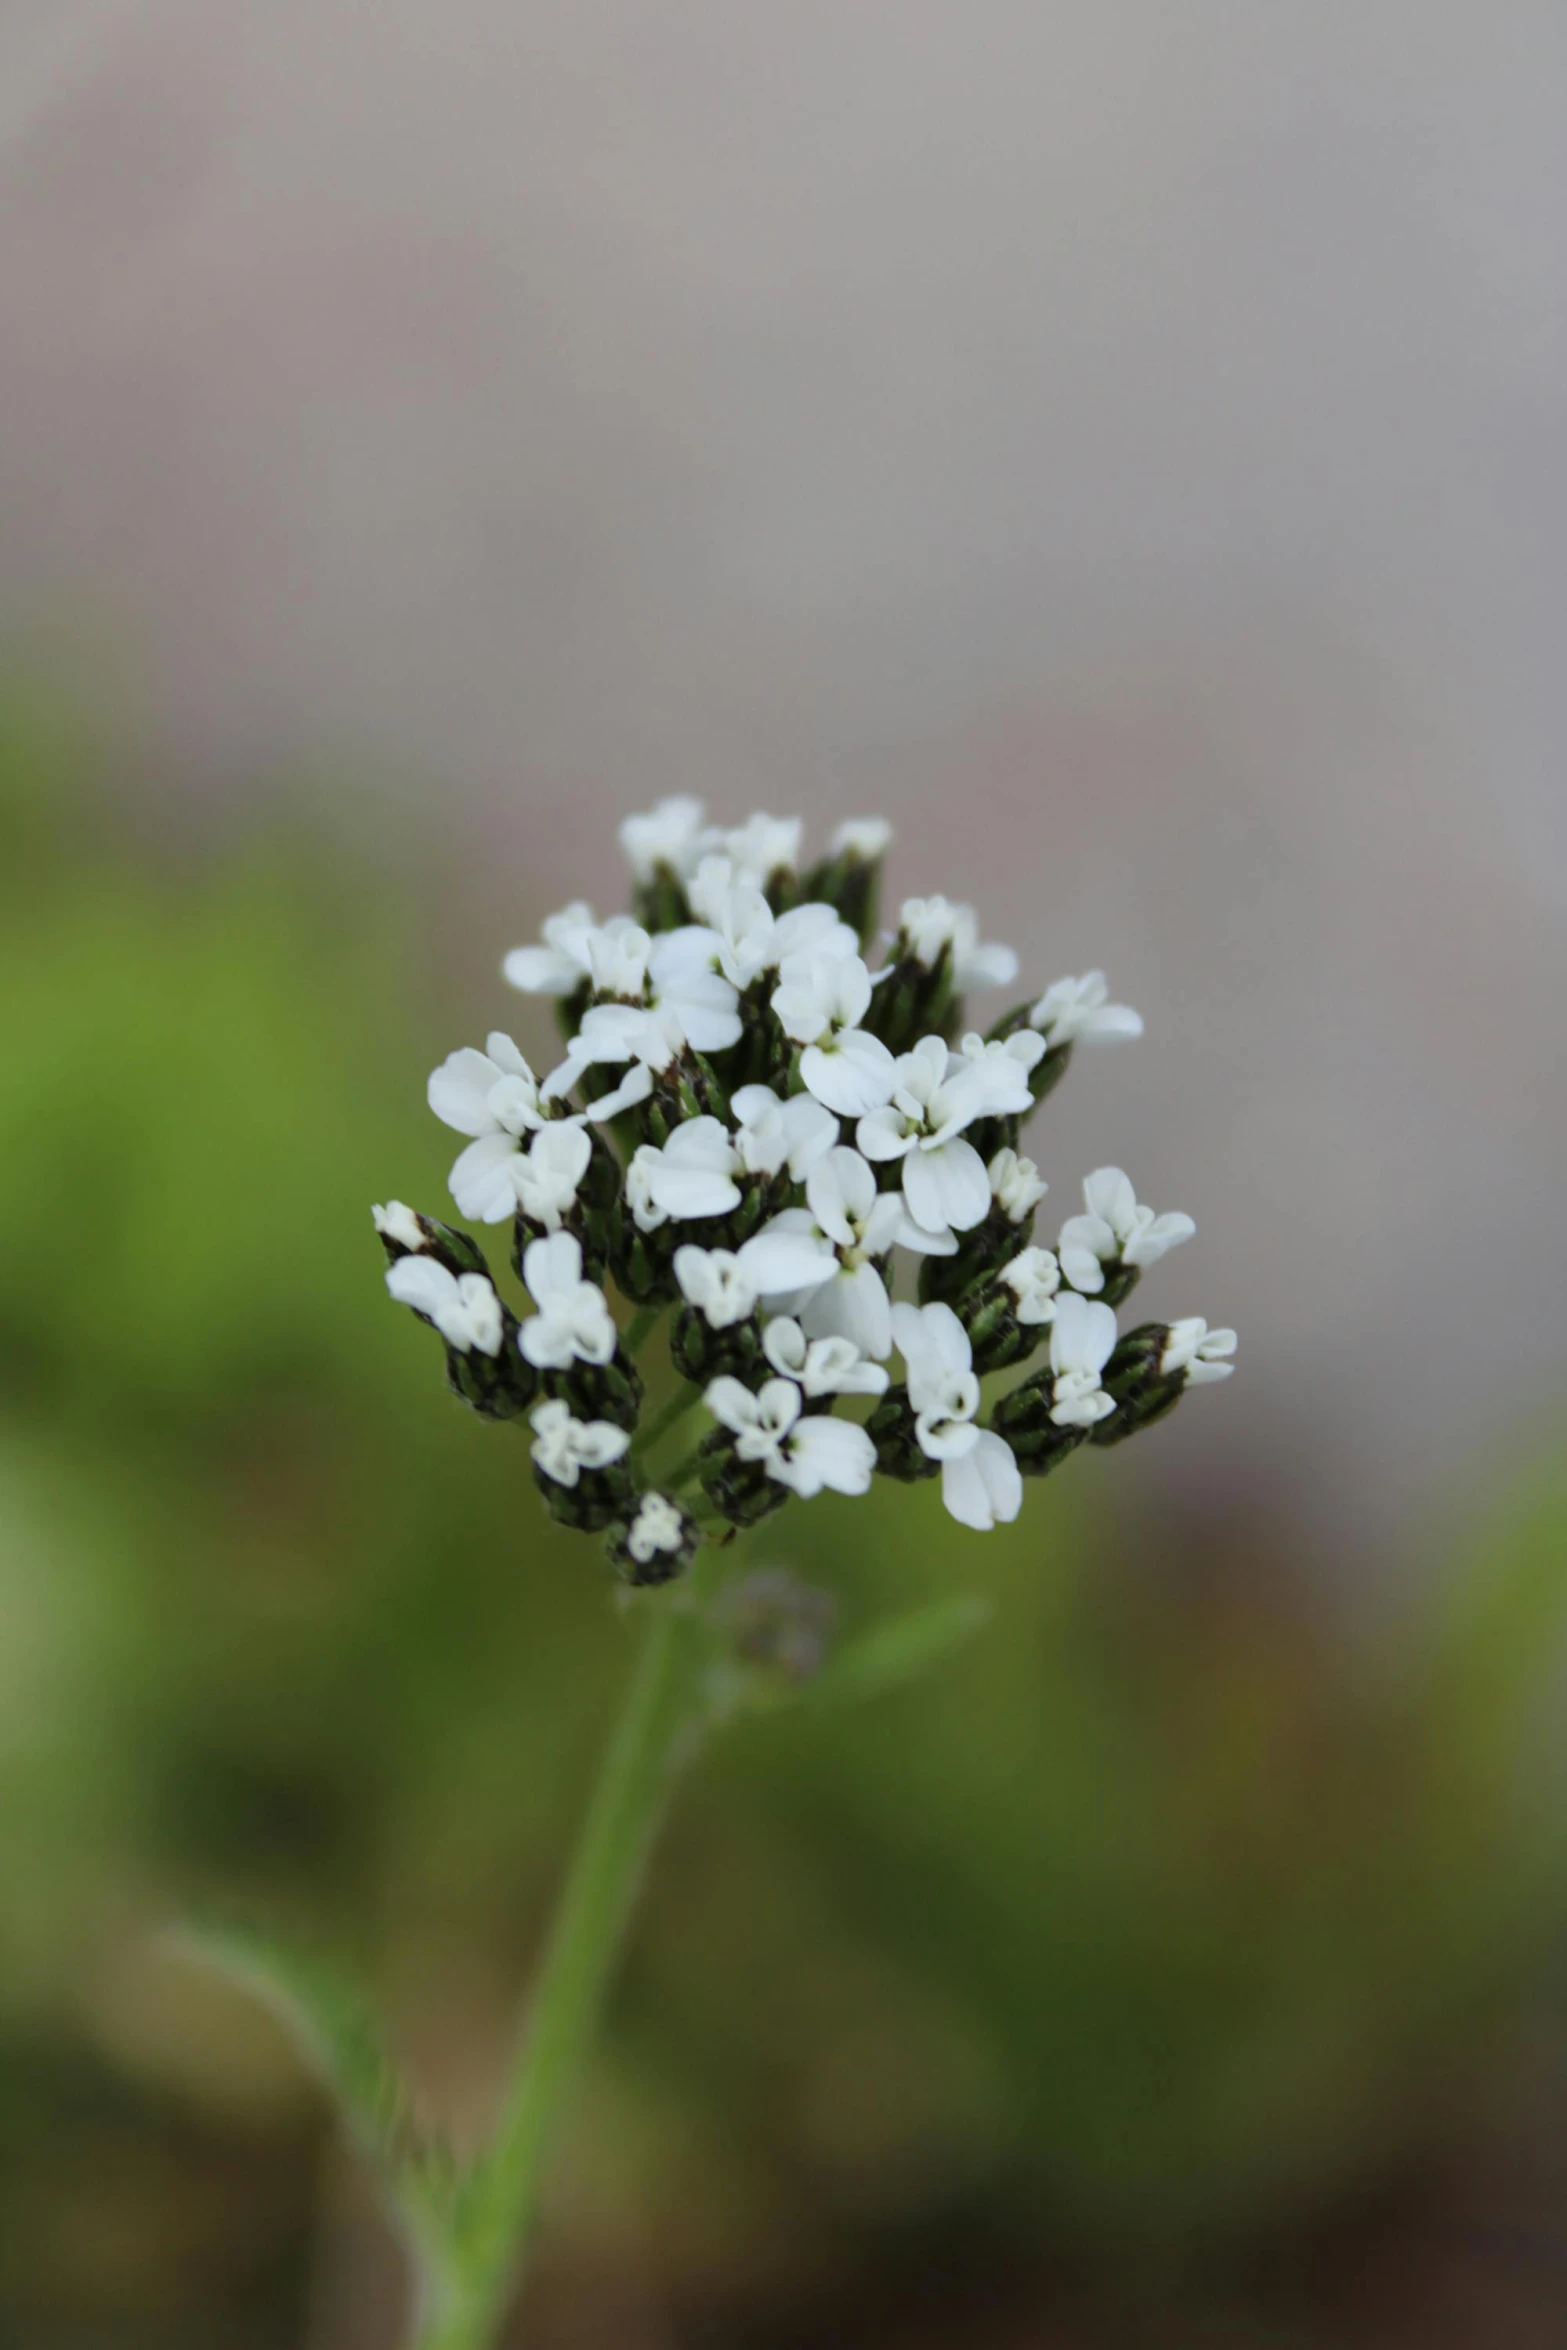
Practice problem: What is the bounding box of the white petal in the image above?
[428,1048,503,1138]
[774,1416,876,1499]
[502,945,580,996]
[903,1137,991,1235]
[704,1376,758,1435]
[574,1420,631,1469]
[856,1105,914,1162]
[652,1165,743,1221]
[386,1256,456,1321]
[941,1431,1022,1531]
[800,1031,897,1117]
[802,1262,893,1360]
[1082,1167,1138,1236]
[449,1133,523,1223]
[523,1229,581,1301]
[958,942,1019,990]
[582,1063,655,1121]
[738,1228,840,1296]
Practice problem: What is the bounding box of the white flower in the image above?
[500,901,600,997]
[704,1375,875,1499]
[372,1200,425,1253]
[856,1033,1033,1237]
[1047,1292,1120,1427]
[1029,970,1143,1049]
[1057,1167,1195,1294]
[529,1398,631,1487]
[512,1122,594,1231]
[625,1491,688,1565]
[890,1301,1022,1531]
[623,1117,743,1233]
[672,1229,833,1328]
[713,812,802,886]
[1162,1318,1237,1384]
[957,1028,1046,1086]
[988,1147,1048,1223]
[620,796,707,882]
[772,948,897,1117]
[386,1257,504,1356]
[731,1084,840,1182]
[687,858,857,987]
[999,1246,1061,1325]
[830,817,892,860]
[751,1146,951,1360]
[518,1231,618,1369]
[429,1033,564,1223]
[761,1317,889,1398]
[896,896,1018,991]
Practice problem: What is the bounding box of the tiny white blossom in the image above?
[897,896,1018,991]
[988,1147,1048,1223]
[529,1398,631,1486]
[856,1034,1033,1238]
[429,1034,566,1223]
[958,1028,1046,1084]
[1057,1167,1195,1294]
[771,948,897,1118]
[704,1375,875,1498]
[999,1246,1061,1325]
[624,1117,743,1233]
[687,857,856,987]
[671,1230,831,1329]
[761,1317,889,1398]
[890,1301,1023,1531]
[1030,971,1143,1049]
[386,1257,505,1356]
[1162,1318,1237,1384]
[372,1200,425,1253]
[713,812,802,885]
[830,817,892,860]
[751,1146,951,1360]
[1047,1292,1120,1427]
[625,1491,688,1564]
[730,1084,840,1182]
[499,901,600,997]
[512,1122,594,1231]
[519,1231,618,1370]
[619,796,707,882]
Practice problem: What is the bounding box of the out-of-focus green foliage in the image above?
[1,677,1565,2345]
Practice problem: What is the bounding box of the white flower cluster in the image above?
[375,801,1236,1576]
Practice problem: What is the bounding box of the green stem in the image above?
[628,1380,701,1462]
[622,1305,662,1363]
[413,1563,715,2350]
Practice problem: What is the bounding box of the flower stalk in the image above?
[414,1552,719,2350]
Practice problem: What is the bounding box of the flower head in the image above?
[377,803,1234,1566]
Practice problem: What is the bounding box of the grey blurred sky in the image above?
[1,2,1564,1546]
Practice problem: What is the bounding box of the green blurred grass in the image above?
[1,678,1565,2345]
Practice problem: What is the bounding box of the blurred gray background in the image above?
[2,1,1563,1546]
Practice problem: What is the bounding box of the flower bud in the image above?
[1089,1319,1236,1445]
[606,1491,699,1586]
[670,1305,764,1389]
[865,1385,942,1484]
[696,1431,791,1529]
[373,1201,490,1278]
[989,1374,1092,1477]
[796,819,891,949]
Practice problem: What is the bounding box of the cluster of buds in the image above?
[375,802,1235,1581]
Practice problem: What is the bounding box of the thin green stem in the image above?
[628,1380,702,1463]
[662,1439,710,1495]
[412,1559,716,2350]
[621,1304,662,1363]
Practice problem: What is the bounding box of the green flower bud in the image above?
[605,1492,699,1586]
[865,1385,941,1484]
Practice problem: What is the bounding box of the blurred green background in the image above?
[3,678,1567,2349]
